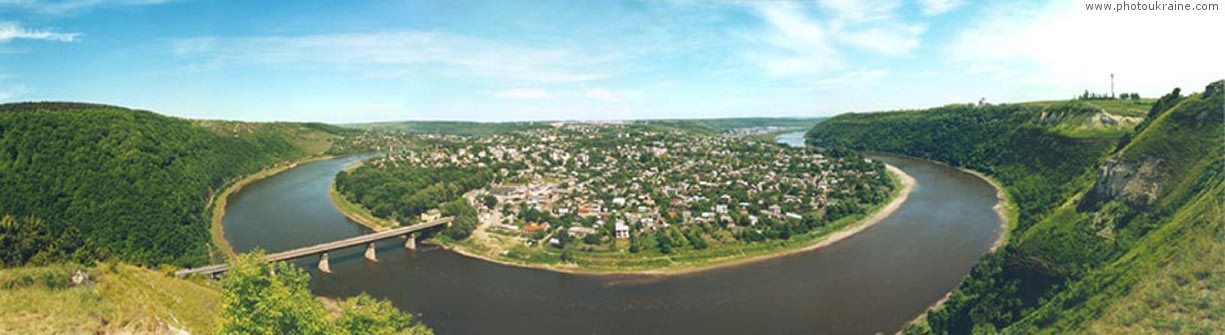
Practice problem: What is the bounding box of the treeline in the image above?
[0,103,345,267]
[334,162,496,239]
[1077,91,1140,100]
[351,121,550,136]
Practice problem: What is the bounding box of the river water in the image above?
[223,132,1003,334]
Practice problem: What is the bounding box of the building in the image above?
[614,221,630,239]
[420,209,442,221]
[568,226,598,238]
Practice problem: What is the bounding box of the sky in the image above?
[1,0,1222,123]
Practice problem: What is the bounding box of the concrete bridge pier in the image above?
[318,252,331,273]
[365,242,378,262]
[404,233,416,250]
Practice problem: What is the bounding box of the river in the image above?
[222,132,1003,334]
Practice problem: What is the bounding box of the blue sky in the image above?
[1,0,1222,122]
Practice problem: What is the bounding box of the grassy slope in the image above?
[808,81,1223,333]
[0,263,221,334]
[1004,84,1224,333]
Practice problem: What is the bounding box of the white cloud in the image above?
[584,88,638,102]
[0,22,79,43]
[819,0,901,23]
[813,68,891,89]
[0,0,176,15]
[916,0,961,16]
[171,31,614,84]
[946,1,1225,95]
[493,88,554,99]
[840,24,925,56]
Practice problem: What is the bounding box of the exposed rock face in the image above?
[1091,157,1163,205]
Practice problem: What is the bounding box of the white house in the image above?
[614,221,630,239]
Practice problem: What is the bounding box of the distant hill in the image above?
[346,117,823,136]
[0,102,351,267]
[635,117,823,133]
[347,120,552,136]
[807,81,1223,334]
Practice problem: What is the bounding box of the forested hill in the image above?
[807,80,1224,334]
[0,102,350,267]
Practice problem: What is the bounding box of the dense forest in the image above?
[0,102,349,267]
[334,163,497,239]
[807,80,1224,334]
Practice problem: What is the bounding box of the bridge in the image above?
[176,217,453,277]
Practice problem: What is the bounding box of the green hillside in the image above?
[807,81,1223,334]
[637,117,823,132]
[0,102,349,267]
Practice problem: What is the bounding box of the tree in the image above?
[336,295,433,335]
[657,233,673,254]
[480,194,498,209]
[220,250,433,335]
[220,250,333,335]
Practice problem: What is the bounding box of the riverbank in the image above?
[326,158,401,232]
[208,155,334,260]
[878,154,1015,333]
[417,164,915,276]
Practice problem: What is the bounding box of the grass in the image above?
[1080,99,1158,117]
[1087,213,1224,335]
[1019,99,1156,118]
[0,263,221,334]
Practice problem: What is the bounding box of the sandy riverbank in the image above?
[424,163,916,277]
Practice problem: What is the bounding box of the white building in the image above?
[614,221,630,239]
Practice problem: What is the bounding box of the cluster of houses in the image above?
[364,123,883,245]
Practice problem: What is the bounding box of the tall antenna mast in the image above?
[1111,73,1115,98]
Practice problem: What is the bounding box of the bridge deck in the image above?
[176,217,452,277]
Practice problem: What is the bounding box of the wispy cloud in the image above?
[745,3,841,76]
[916,0,961,16]
[813,68,891,89]
[0,83,29,101]
[743,1,924,77]
[0,0,176,15]
[584,88,638,102]
[493,88,554,99]
[171,31,615,84]
[0,21,80,43]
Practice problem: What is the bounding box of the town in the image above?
[333,122,897,270]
